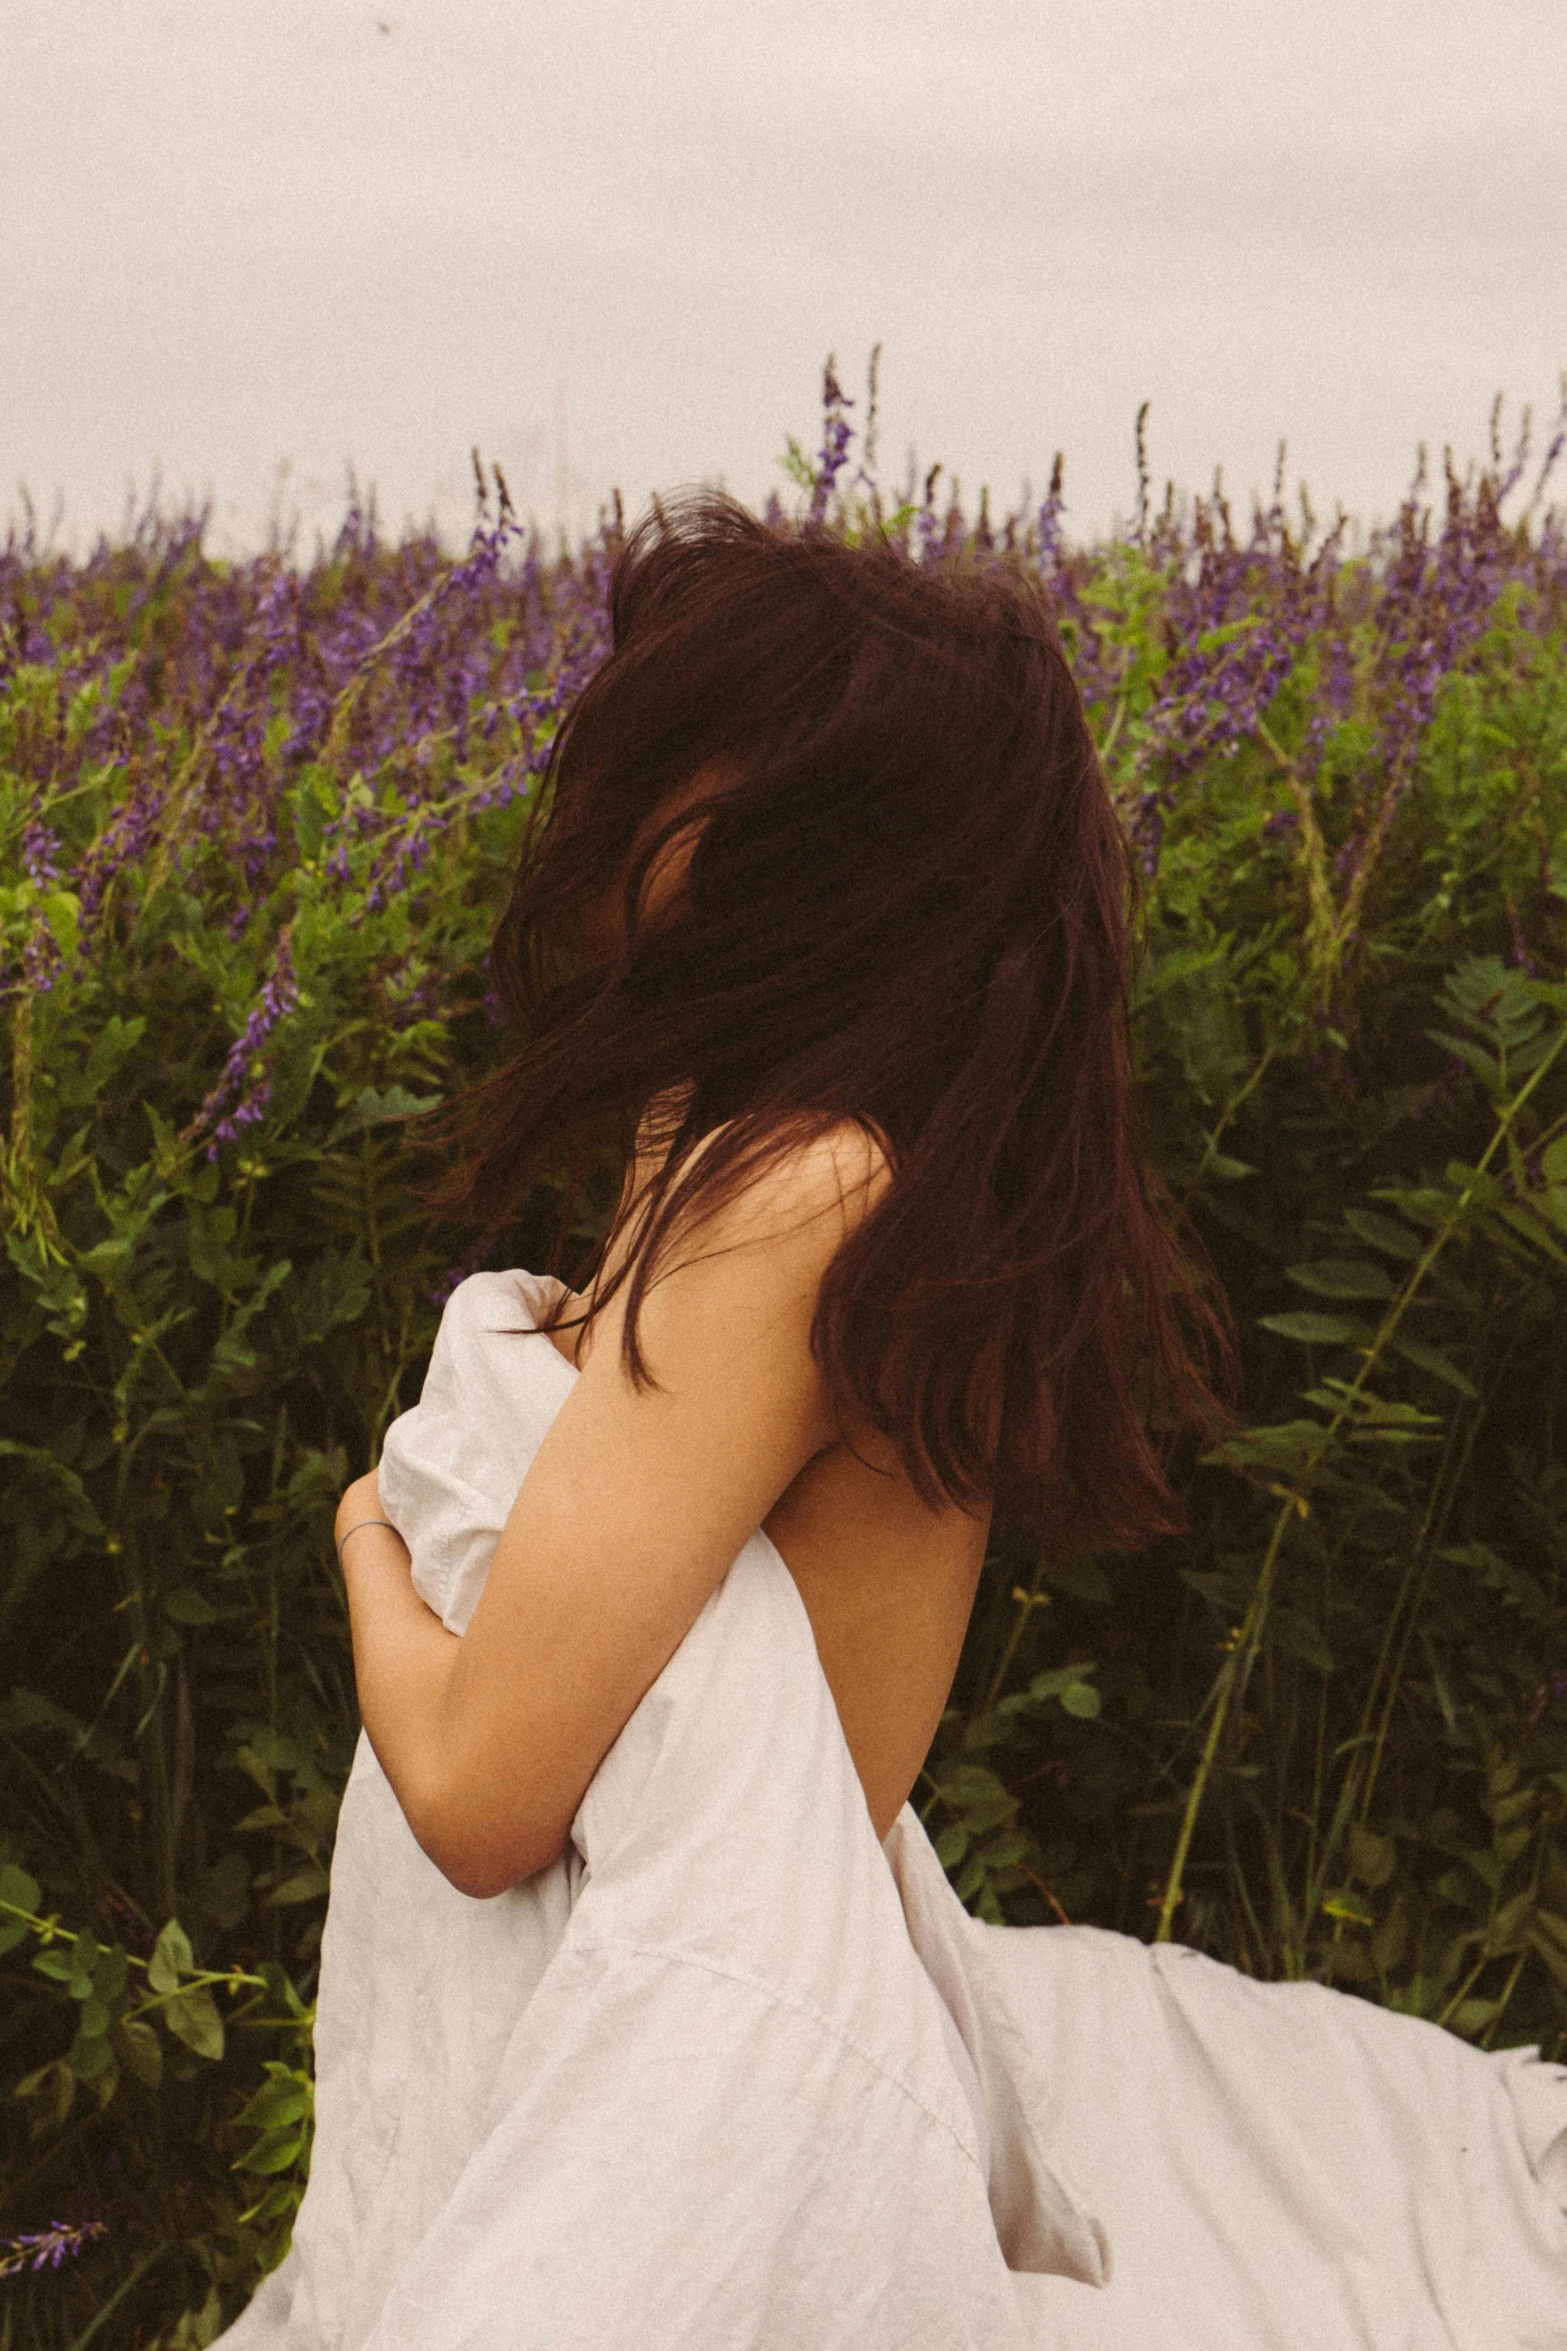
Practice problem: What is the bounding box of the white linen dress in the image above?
[217,1270,1567,2350]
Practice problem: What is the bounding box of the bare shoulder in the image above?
[571,1117,892,1440]
[664,1115,893,1271]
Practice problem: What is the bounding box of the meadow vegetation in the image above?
[3,362,1567,2342]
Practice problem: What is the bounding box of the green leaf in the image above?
[1450,1998,1502,2038]
[117,2017,163,2085]
[289,1246,374,1339]
[959,1707,1016,1754]
[1203,1419,1326,1474]
[232,2066,311,2131]
[0,1862,41,1919]
[1341,1207,1424,1262]
[975,1827,1031,1870]
[1043,1555,1113,1605]
[264,1863,331,1906]
[0,1449,102,1538]
[347,1085,444,1127]
[290,767,336,861]
[1259,1311,1369,1346]
[15,2057,76,2126]
[929,1762,1016,1834]
[33,1944,90,1991]
[239,2125,308,2175]
[1528,1924,1567,1991]
[1534,1912,1567,1961]
[1285,1258,1397,1301]
[1437,1542,1550,1617]
[1347,1825,1396,1888]
[77,1235,135,1284]
[186,1204,259,1294]
[242,2177,306,2228]
[164,1984,225,2061]
[233,1804,289,1834]
[1269,1606,1336,1674]
[79,1014,148,1104]
[1490,1198,1567,1267]
[1059,1681,1101,1720]
[68,2024,116,2082]
[1024,1663,1097,1705]
[1371,1891,1410,1974]
[1383,1330,1478,1397]
[1486,1888,1536,1954]
[41,888,81,955]
[163,1585,224,1626]
[166,2283,224,2348]
[1425,1030,1501,1089]
[92,1944,129,2003]
[148,1917,194,1994]
[1308,1384,1436,1427]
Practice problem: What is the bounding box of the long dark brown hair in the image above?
[434,487,1233,1549]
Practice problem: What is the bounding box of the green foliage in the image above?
[0,495,614,2341]
[925,533,1567,2066]
[3,418,1567,2337]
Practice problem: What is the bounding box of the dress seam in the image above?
[571,1929,986,2175]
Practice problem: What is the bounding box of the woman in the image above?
[338,479,1224,1900]
[221,492,1566,2350]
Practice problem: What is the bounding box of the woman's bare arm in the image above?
[336,1124,887,1898]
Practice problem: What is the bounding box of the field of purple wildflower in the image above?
[3,361,1567,2343]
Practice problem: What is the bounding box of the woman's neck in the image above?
[631,1081,694,1181]
[603,1083,695,1260]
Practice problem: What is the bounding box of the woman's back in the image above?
[763,1423,989,1839]
[550,1294,987,1837]
[544,1126,992,1841]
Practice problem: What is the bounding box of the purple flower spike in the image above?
[0,2217,107,2279]
[1036,455,1067,576]
[188,930,301,1152]
[809,359,855,527]
[21,817,61,889]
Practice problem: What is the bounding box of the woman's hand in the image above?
[334,1470,470,1876]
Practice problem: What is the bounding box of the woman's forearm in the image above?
[337,1515,469,1862]
[338,1500,580,1894]
[336,1475,605,1894]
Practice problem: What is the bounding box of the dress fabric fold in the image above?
[216,1269,1567,2351]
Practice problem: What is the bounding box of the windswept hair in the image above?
[435,488,1233,1550]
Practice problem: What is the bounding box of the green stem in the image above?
[1194,1045,1277,1184]
[1435,1949,1489,2031]
[1481,1946,1532,2049]
[1155,1520,1288,1940]
[1355,1400,1482,1831]
[0,1894,267,1994]
[63,2246,170,2351]
[985,1555,1051,1709]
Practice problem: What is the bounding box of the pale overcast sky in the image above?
[4,0,1564,555]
